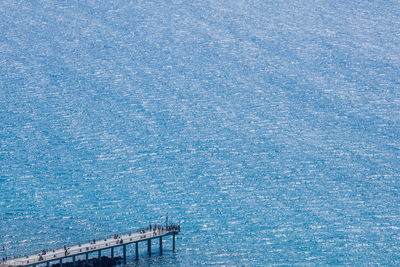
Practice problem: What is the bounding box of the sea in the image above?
[1,0,399,266]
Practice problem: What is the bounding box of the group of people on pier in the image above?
[139,223,180,235]
[167,224,180,232]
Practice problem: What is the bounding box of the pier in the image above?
[1,225,180,267]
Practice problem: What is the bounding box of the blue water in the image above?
[1,0,400,265]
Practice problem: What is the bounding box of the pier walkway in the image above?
[2,225,180,267]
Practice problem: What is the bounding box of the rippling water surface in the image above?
[1,0,400,265]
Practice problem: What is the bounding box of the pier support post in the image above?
[159,236,163,254]
[111,247,114,259]
[123,244,126,264]
[147,239,151,256]
[98,250,101,259]
[85,253,88,265]
[72,255,76,266]
[59,258,62,267]
[46,261,50,267]
[135,242,139,260]
[173,233,176,251]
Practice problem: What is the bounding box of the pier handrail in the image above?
[6,223,178,260]
[3,225,180,266]
[7,228,145,260]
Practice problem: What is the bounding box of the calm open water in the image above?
[1,0,400,265]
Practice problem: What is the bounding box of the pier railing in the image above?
[3,225,180,267]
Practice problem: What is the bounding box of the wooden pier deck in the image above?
[1,226,180,267]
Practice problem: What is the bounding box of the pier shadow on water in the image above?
[50,256,123,267]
